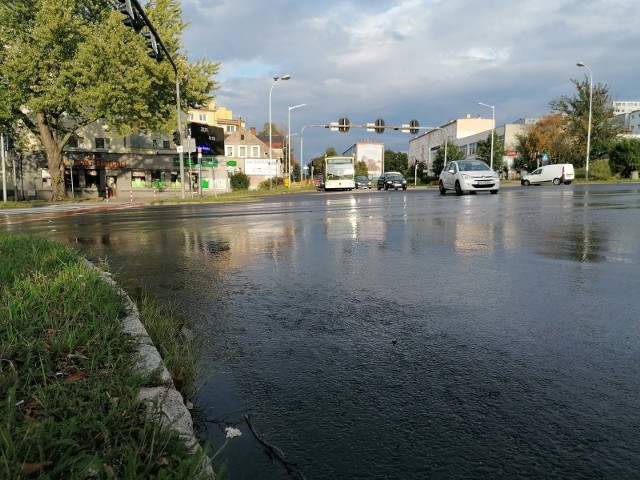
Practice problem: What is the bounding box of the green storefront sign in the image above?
[173,157,221,167]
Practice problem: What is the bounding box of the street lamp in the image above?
[577,62,593,181]
[478,102,495,170]
[288,103,306,188]
[269,75,290,186]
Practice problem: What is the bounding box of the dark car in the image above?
[355,176,372,189]
[377,172,407,190]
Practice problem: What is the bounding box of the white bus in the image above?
[323,156,355,191]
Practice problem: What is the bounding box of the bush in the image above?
[229,172,250,191]
[575,159,616,181]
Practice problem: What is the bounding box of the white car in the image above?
[439,160,500,195]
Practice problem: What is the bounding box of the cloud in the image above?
[179,0,640,156]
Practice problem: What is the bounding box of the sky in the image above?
[178,0,640,161]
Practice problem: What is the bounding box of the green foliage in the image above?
[574,159,615,181]
[609,138,640,177]
[476,131,505,170]
[0,232,211,478]
[550,78,623,164]
[0,0,219,199]
[384,150,408,173]
[229,172,251,190]
[355,160,369,177]
[432,140,464,176]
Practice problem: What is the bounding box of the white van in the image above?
[521,164,575,186]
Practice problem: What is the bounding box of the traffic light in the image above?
[374,118,385,134]
[143,31,162,61]
[172,131,181,146]
[119,0,144,33]
[338,117,350,133]
[409,119,419,135]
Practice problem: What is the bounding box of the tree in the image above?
[355,160,368,177]
[384,150,408,173]
[259,122,281,135]
[309,147,338,176]
[476,131,505,171]
[550,77,623,165]
[432,139,464,176]
[514,115,575,172]
[609,138,640,177]
[0,0,219,200]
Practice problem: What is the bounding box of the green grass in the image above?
[0,233,210,479]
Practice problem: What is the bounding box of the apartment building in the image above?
[15,101,245,200]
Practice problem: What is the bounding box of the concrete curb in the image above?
[83,259,214,479]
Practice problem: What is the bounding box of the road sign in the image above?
[176,146,184,153]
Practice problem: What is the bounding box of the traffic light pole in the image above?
[126,0,186,199]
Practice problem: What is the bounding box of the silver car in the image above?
[438,160,500,195]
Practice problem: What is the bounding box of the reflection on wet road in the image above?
[4,184,640,479]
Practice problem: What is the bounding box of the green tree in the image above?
[309,147,338,177]
[432,139,464,176]
[229,172,250,190]
[355,160,368,177]
[476,131,505,171]
[549,77,623,165]
[384,150,408,173]
[609,138,640,177]
[0,0,218,200]
[259,122,281,135]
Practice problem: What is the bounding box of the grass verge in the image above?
[0,232,210,479]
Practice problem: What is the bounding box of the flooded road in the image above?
[4,184,640,479]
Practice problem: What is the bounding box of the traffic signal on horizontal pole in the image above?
[374,118,385,134]
[119,0,144,33]
[409,119,419,134]
[338,117,350,132]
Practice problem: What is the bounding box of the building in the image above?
[611,100,640,115]
[408,115,530,178]
[223,127,278,189]
[13,101,246,201]
[342,141,385,178]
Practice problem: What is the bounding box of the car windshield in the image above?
[386,173,403,179]
[458,161,491,172]
[356,176,369,181]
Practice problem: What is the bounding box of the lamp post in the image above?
[269,75,290,187]
[577,62,593,181]
[287,103,306,188]
[478,102,495,170]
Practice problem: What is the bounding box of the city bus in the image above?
[323,156,355,191]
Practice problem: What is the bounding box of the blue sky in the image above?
[179,0,640,160]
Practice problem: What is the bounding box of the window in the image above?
[225,145,234,157]
[132,171,146,188]
[163,140,170,149]
[226,125,235,133]
[95,137,111,149]
[238,146,247,157]
[68,136,84,148]
[199,113,207,122]
[152,139,158,149]
[468,142,477,155]
[240,134,245,140]
[188,113,194,120]
[251,146,260,157]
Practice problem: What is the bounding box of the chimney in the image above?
[250,127,256,135]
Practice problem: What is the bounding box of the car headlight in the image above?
[461,174,470,181]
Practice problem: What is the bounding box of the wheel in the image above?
[553,178,561,185]
[384,184,389,190]
[522,180,531,186]
[490,190,499,194]
[564,181,572,185]
[402,186,407,190]
[439,181,446,195]
[455,181,463,196]
[394,187,398,190]
[377,185,382,190]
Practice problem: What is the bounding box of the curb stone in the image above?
[83,259,214,479]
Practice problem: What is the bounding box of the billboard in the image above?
[245,158,277,176]
[188,122,224,155]
[356,143,384,178]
